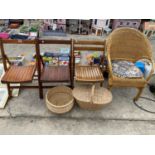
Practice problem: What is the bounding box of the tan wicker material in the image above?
[75,66,104,82]
[73,84,112,110]
[106,27,154,101]
[45,86,74,114]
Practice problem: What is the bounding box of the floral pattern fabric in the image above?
[112,60,143,78]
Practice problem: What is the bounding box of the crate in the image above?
[112,19,141,30]
[42,19,66,34]
[91,19,111,35]
[57,19,66,25]
[142,22,155,39]
[92,19,110,29]
[68,19,91,35]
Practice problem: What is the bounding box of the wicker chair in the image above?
[106,27,154,101]
[73,40,105,86]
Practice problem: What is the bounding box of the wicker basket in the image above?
[45,86,74,114]
[73,85,112,110]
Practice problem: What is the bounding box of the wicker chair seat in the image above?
[109,75,146,87]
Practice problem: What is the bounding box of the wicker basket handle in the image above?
[90,84,95,104]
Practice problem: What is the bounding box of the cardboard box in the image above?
[92,19,110,29]
[143,22,155,39]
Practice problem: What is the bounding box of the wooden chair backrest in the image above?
[37,39,73,66]
[0,39,37,71]
[73,39,105,67]
[73,39,105,51]
[36,39,73,79]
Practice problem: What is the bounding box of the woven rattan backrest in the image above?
[106,28,152,61]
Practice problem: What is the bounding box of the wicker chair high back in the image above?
[36,39,74,99]
[106,27,154,101]
[73,39,105,86]
[0,39,37,98]
[106,28,152,61]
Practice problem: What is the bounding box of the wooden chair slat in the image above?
[75,66,104,82]
[2,39,37,44]
[73,39,105,45]
[39,39,71,44]
[74,46,104,51]
[1,65,36,83]
[40,66,70,82]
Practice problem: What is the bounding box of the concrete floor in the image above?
[1,34,155,134]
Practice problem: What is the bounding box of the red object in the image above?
[0,33,9,39]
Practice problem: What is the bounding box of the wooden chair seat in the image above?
[40,66,70,82]
[75,66,104,82]
[1,65,36,83]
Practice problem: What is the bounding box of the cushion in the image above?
[112,60,143,78]
[137,59,153,78]
[135,61,145,73]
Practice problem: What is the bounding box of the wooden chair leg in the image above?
[108,84,112,90]
[133,87,144,101]
[7,83,12,98]
[71,81,74,89]
[70,76,74,89]
[39,81,43,99]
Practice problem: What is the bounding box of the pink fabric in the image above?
[0,33,9,39]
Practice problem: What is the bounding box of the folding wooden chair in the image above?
[0,39,38,98]
[73,40,105,86]
[36,39,73,99]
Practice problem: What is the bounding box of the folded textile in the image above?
[0,33,9,39]
[10,34,29,40]
[136,59,153,78]
[135,61,145,73]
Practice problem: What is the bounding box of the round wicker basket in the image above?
[45,86,74,114]
[73,85,112,110]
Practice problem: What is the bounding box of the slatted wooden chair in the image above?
[73,40,105,85]
[0,39,37,98]
[36,39,73,99]
[106,27,154,101]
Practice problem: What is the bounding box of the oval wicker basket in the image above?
[73,85,112,110]
[45,86,74,114]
